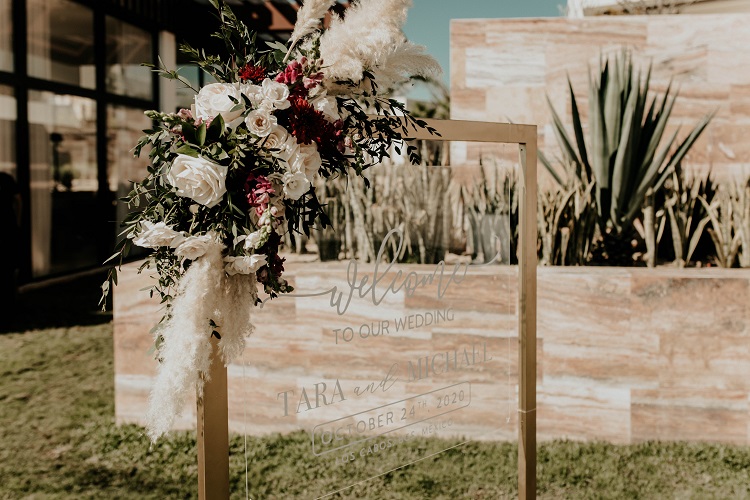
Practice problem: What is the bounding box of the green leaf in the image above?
[538,150,565,186]
[196,122,207,146]
[568,78,590,179]
[102,252,121,265]
[547,95,583,176]
[182,122,197,144]
[207,114,225,141]
[175,144,200,157]
[266,40,288,53]
[686,214,711,263]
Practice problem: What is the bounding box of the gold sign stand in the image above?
[196,119,538,499]
[197,337,230,500]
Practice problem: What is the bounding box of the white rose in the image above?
[276,135,300,164]
[244,230,263,250]
[282,171,311,200]
[245,108,277,137]
[193,83,244,123]
[291,143,322,181]
[311,95,340,122]
[132,221,184,249]
[174,233,216,261]
[239,83,263,107]
[166,154,228,208]
[233,234,247,248]
[224,254,268,276]
[261,125,290,156]
[261,78,291,110]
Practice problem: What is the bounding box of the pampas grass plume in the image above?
[319,0,440,91]
[289,0,336,47]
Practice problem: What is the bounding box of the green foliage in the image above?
[659,165,715,267]
[535,158,597,266]
[542,50,713,242]
[316,161,453,264]
[462,164,518,264]
[700,178,750,268]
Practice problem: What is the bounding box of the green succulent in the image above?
[541,50,713,241]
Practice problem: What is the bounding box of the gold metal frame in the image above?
[197,119,538,499]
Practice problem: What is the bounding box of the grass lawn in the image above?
[1,274,750,498]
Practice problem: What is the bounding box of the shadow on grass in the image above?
[1,270,112,333]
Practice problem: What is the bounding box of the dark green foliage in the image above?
[541,51,713,265]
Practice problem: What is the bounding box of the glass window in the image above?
[0,0,12,72]
[27,0,95,88]
[0,85,15,177]
[106,16,153,100]
[175,65,200,111]
[28,90,97,277]
[107,104,150,253]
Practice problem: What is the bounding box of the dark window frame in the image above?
[5,0,159,282]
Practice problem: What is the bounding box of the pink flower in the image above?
[245,173,275,217]
[303,72,324,90]
[275,61,304,85]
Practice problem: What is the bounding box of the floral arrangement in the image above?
[101,0,440,440]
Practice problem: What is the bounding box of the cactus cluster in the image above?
[312,159,453,264]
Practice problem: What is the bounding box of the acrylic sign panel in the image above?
[233,141,522,498]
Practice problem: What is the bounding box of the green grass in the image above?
[1,275,750,498]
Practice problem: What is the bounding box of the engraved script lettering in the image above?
[268,228,500,315]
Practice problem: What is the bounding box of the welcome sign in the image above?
[197,119,537,499]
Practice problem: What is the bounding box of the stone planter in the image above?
[114,262,750,445]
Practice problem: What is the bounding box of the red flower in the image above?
[239,64,266,83]
[285,97,343,150]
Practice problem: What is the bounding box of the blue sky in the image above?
[402,0,564,97]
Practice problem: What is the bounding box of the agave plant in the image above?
[700,178,750,268]
[536,160,598,266]
[732,178,750,268]
[660,166,715,267]
[541,51,713,263]
[462,164,518,264]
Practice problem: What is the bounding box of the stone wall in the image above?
[114,261,750,445]
[450,14,750,181]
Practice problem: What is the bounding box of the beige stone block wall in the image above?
[450,14,750,182]
[114,261,750,445]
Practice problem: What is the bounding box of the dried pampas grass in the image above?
[145,241,257,441]
[318,0,440,92]
[288,0,336,57]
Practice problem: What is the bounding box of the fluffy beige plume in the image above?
[372,40,441,92]
[145,241,225,441]
[144,240,257,441]
[319,0,440,92]
[289,0,336,48]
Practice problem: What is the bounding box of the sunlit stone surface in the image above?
[451,14,750,182]
[114,261,750,444]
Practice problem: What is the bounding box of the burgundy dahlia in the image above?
[286,97,342,149]
[239,64,266,83]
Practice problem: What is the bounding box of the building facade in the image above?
[567,0,750,17]
[0,0,294,283]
